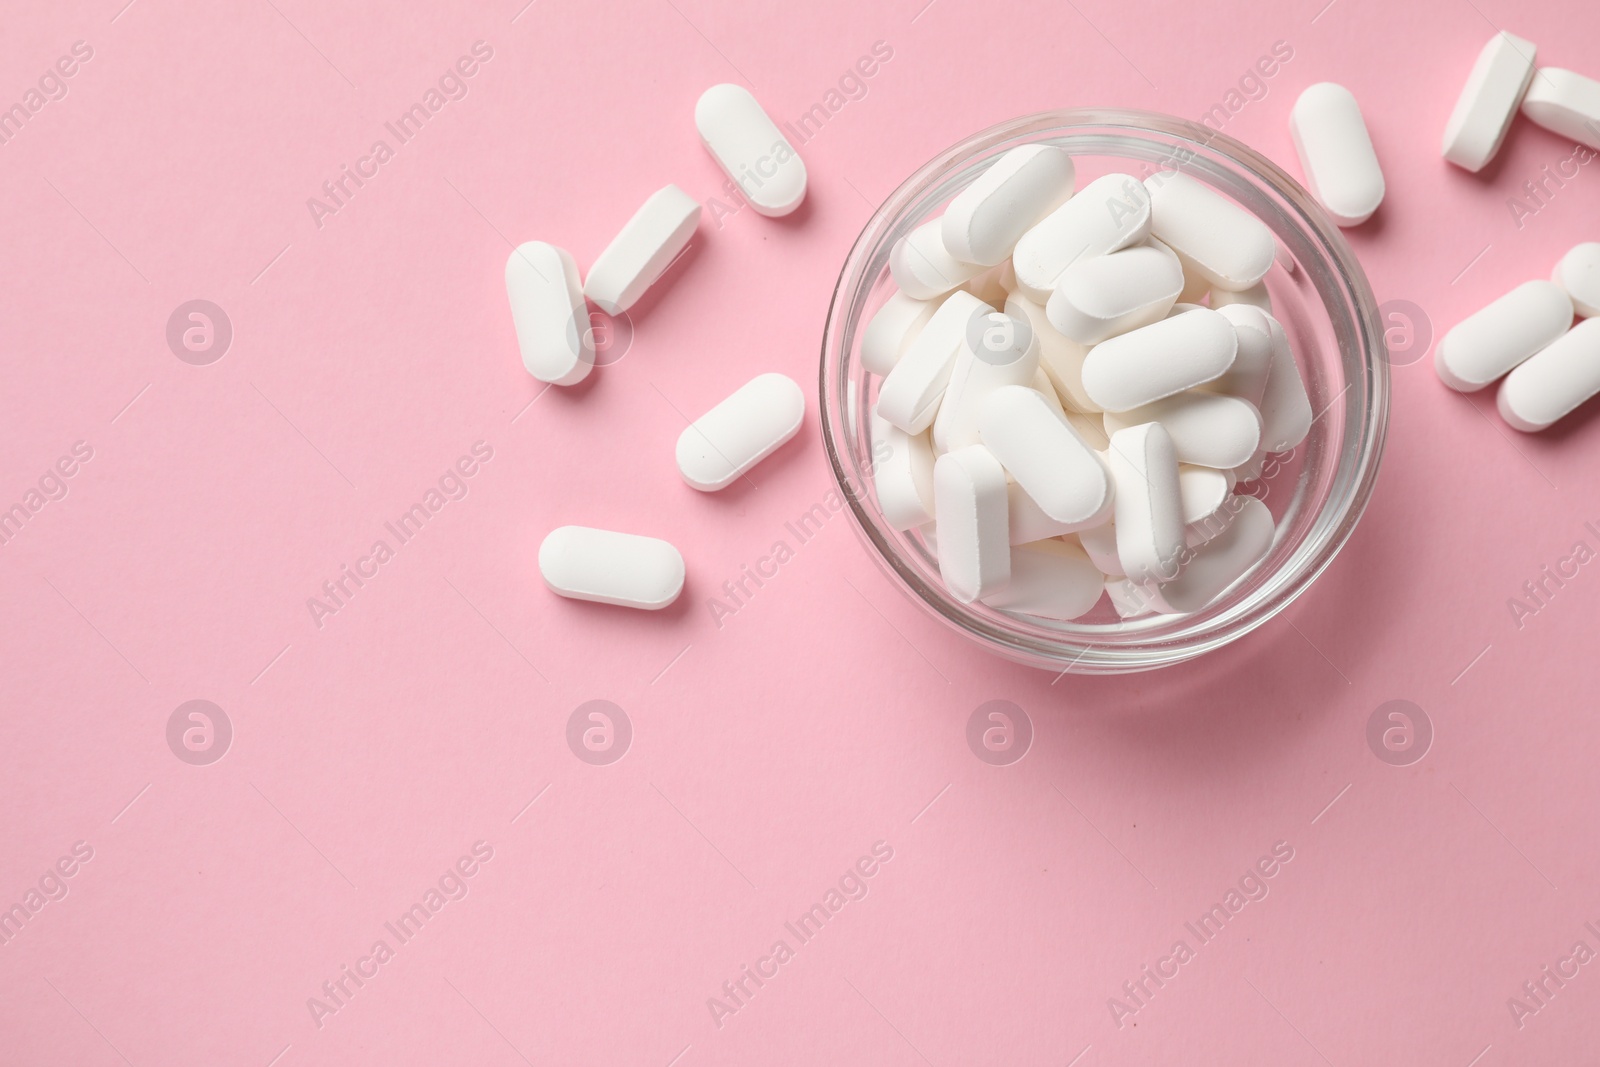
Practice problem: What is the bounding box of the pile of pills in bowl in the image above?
[865,145,1312,623]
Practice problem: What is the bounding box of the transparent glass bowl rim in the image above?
[818,107,1390,673]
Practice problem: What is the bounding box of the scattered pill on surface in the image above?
[676,373,805,491]
[539,526,685,609]
[695,84,806,217]
[1520,68,1600,151]
[1290,83,1385,226]
[583,185,702,315]
[506,241,594,386]
[1434,280,1574,392]
[1553,243,1600,318]
[1442,32,1538,171]
[1497,318,1600,432]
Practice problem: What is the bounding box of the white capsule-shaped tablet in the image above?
[934,445,1011,602]
[1107,423,1184,584]
[877,290,987,432]
[1046,240,1184,345]
[695,84,806,217]
[1521,68,1600,151]
[1179,465,1234,526]
[1208,304,1274,406]
[506,241,594,386]
[1149,496,1274,614]
[1146,173,1275,292]
[980,385,1113,528]
[861,291,937,375]
[1006,293,1098,412]
[677,373,804,491]
[943,144,1076,266]
[1103,392,1261,469]
[1106,575,1158,619]
[539,526,685,609]
[1078,521,1123,576]
[1007,483,1079,545]
[583,185,702,315]
[1258,316,1313,452]
[890,220,987,300]
[933,311,1040,451]
[1012,173,1151,301]
[1290,83,1384,227]
[1082,308,1238,412]
[1498,318,1600,431]
[1434,280,1574,392]
[871,413,935,530]
[981,538,1102,621]
[1553,243,1600,318]
[1442,32,1537,171]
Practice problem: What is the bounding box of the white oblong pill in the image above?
[1553,243,1600,318]
[1106,576,1157,619]
[1007,483,1078,545]
[861,291,937,375]
[981,538,1102,621]
[890,219,987,300]
[942,144,1076,266]
[1078,522,1123,576]
[1178,464,1234,525]
[932,311,1040,451]
[539,526,685,609]
[1498,318,1600,431]
[1150,496,1274,614]
[1290,83,1384,227]
[934,445,1011,602]
[1146,173,1275,291]
[877,290,987,432]
[1103,392,1261,469]
[1208,304,1274,406]
[1434,280,1574,391]
[1442,32,1537,171]
[1046,240,1184,345]
[695,84,806,217]
[980,385,1112,528]
[1258,315,1313,453]
[1210,281,1273,314]
[1006,293,1098,412]
[583,185,702,315]
[677,373,804,491]
[1107,423,1184,584]
[1081,308,1238,412]
[506,241,594,386]
[1521,68,1600,151]
[871,413,935,530]
[1012,173,1151,301]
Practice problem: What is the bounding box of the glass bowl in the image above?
[819,108,1389,674]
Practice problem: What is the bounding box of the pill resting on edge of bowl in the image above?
[695,84,806,217]
[1289,83,1385,227]
[540,526,685,610]
[677,373,805,491]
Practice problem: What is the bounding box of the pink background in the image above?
[3,0,1599,1063]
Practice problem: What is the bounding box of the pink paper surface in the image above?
[3,1,1599,1063]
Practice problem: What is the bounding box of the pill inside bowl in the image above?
[852,145,1324,629]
